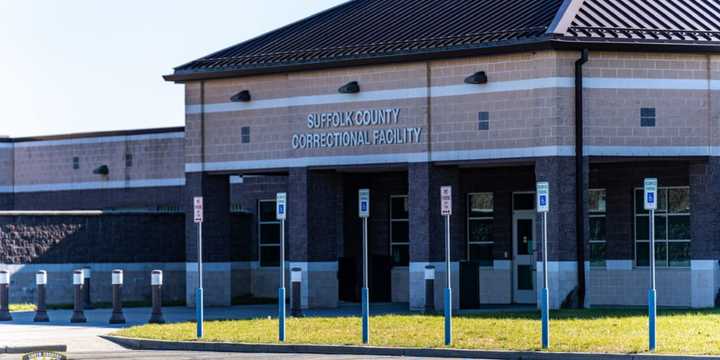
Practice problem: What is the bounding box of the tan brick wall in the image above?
[583,52,714,148]
[12,136,184,186]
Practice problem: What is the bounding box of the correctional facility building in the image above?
[2,0,720,310]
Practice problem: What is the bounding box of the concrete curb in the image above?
[2,345,67,354]
[100,336,719,360]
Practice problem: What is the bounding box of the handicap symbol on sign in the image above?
[539,195,547,207]
[647,193,654,204]
[279,204,285,214]
[361,203,367,212]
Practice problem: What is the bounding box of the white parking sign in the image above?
[644,178,658,211]
[359,189,370,218]
[441,186,452,216]
[276,193,287,220]
[537,182,549,213]
[193,197,203,223]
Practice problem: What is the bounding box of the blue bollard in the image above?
[648,289,656,351]
[541,287,550,349]
[362,287,369,344]
[444,287,452,346]
[196,288,203,338]
[278,287,286,342]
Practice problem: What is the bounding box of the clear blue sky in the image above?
[0,0,346,137]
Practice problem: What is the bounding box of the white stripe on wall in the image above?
[585,146,712,157]
[12,132,184,149]
[0,186,11,194]
[0,143,12,149]
[431,146,575,162]
[11,178,185,193]
[186,77,720,115]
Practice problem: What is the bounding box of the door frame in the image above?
[512,192,537,304]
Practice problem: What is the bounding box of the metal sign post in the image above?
[536,182,550,349]
[440,186,452,346]
[193,196,204,339]
[644,178,658,352]
[276,192,287,342]
[358,189,370,344]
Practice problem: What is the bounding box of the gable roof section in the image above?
[166,0,565,81]
[561,0,720,43]
[166,0,720,82]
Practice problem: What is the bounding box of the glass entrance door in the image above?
[513,211,537,304]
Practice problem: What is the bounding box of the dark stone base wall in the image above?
[590,160,690,260]
[0,214,185,264]
[12,186,184,211]
[0,193,12,210]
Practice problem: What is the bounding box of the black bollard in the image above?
[148,270,165,324]
[33,270,49,322]
[290,267,303,317]
[70,270,87,323]
[0,270,11,321]
[82,266,93,309]
[109,269,126,324]
[424,265,435,314]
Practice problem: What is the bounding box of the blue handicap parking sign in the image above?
[278,204,285,214]
[647,193,654,204]
[361,202,367,212]
[539,195,547,207]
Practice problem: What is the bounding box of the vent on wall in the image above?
[478,112,490,130]
[641,108,656,127]
[241,127,251,143]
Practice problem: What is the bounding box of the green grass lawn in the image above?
[114,308,720,355]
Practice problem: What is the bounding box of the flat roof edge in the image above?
[10,126,185,143]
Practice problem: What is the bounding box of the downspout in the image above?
[575,49,589,308]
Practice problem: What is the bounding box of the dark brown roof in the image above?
[167,0,565,81]
[166,0,720,82]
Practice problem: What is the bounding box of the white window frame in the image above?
[633,186,691,268]
[467,192,494,266]
[390,195,409,267]
[588,188,607,267]
[258,199,281,268]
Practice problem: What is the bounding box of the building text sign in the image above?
[291,108,423,150]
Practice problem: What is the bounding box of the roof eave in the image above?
[550,37,720,53]
[163,37,555,83]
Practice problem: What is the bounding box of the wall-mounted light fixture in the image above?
[230,90,252,102]
[338,81,360,94]
[93,165,109,176]
[464,71,488,85]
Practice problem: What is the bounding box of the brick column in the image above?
[288,168,340,308]
[689,158,720,308]
[184,172,231,306]
[408,163,461,311]
[534,157,585,309]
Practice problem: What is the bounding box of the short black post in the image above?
[424,265,435,314]
[290,267,303,317]
[33,270,49,322]
[0,270,11,321]
[149,270,165,324]
[109,269,126,324]
[82,266,93,309]
[70,269,87,323]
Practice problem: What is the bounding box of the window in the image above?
[390,195,409,266]
[258,200,281,267]
[641,108,656,127]
[634,187,690,267]
[478,112,489,130]
[73,157,79,170]
[588,189,607,267]
[241,127,251,143]
[125,153,133,167]
[467,193,494,266]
